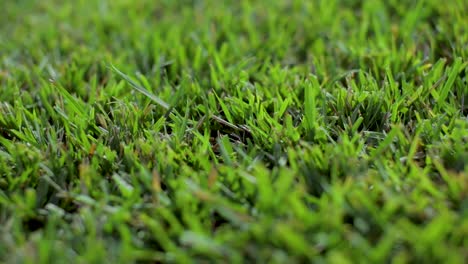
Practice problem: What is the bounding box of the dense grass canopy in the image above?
[1,0,467,263]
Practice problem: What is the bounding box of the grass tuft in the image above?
[1,0,467,263]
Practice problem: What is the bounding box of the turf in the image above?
[1,0,467,263]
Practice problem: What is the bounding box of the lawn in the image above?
[0,0,467,263]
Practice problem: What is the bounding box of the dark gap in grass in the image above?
[0,127,15,141]
[210,210,230,233]
[442,149,468,174]
[342,212,383,244]
[22,215,46,232]
[299,165,327,197]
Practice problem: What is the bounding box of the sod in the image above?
[1,0,467,263]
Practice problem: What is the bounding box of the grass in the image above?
[0,0,467,263]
